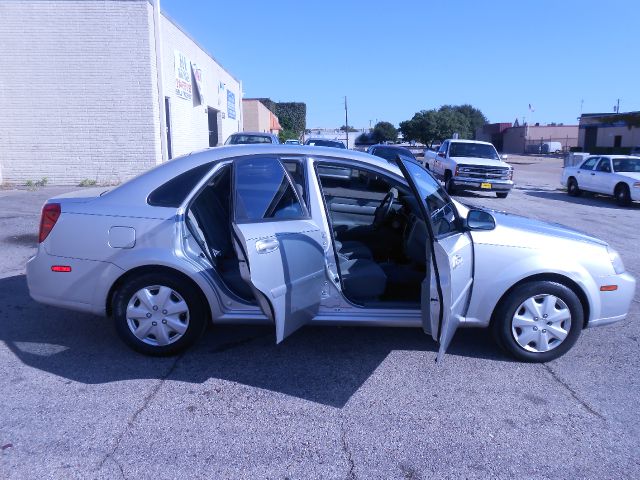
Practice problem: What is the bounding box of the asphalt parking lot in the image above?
[1,156,639,479]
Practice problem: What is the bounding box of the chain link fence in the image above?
[524,137,578,154]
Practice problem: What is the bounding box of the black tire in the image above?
[444,171,456,194]
[491,281,583,362]
[567,177,581,197]
[614,183,632,207]
[112,272,208,356]
[496,192,509,199]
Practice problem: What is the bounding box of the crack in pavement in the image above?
[95,353,185,476]
[543,364,604,420]
[340,421,356,480]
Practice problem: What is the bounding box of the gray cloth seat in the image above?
[334,240,373,260]
[339,256,387,301]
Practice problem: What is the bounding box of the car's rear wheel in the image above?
[614,183,632,207]
[496,192,509,199]
[567,177,581,196]
[492,281,583,362]
[113,272,207,356]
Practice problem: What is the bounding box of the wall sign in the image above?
[227,90,236,120]
[174,50,192,101]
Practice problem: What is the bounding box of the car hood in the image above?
[470,208,608,248]
[451,157,510,168]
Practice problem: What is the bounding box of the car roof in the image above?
[104,145,403,206]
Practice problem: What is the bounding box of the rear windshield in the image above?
[306,139,345,148]
[612,157,640,172]
[449,142,499,160]
[226,134,273,145]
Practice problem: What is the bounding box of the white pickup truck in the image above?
[424,139,514,198]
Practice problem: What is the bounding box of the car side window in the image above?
[233,156,307,222]
[148,162,214,207]
[282,159,308,210]
[595,158,611,173]
[438,142,448,155]
[580,157,599,170]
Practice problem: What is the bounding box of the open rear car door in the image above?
[231,156,326,343]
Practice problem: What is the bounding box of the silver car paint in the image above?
[26,145,636,345]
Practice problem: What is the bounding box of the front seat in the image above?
[334,240,373,260]
[339,256,387,301]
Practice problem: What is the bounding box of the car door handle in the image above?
[255,238,279,254]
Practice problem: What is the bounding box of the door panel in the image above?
[233,221,326,342]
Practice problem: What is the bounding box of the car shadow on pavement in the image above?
[0,275,509,408]
[524,190,640,210]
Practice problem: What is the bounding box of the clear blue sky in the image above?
[161,0,639,129]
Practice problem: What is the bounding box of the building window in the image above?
[614,135,622,148]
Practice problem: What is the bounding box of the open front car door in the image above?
[231,156,326,343]
[396,158,474,362]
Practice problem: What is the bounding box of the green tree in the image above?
[399,104,487,145]
[278,128,299,143]
[372,121,398,143]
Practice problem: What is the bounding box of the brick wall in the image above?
[0,0,160,185]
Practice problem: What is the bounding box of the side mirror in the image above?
[501,154,508,161]
[437,151,446,158]
[466,209,496,231]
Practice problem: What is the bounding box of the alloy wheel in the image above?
[511,294,571,353]
[125,285,190,346]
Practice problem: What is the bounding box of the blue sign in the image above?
[227,91,236,120]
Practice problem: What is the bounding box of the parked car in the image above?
[304,138,346,149]
[424,139,514,198]
[224,132,279,145]
[367,144,417,163]
[284,139,300,145]
[562,155,640,206]
[27,145,635,363]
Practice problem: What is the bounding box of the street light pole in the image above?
[344,96,349,149]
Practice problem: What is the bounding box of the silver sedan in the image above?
[27,145,636,362]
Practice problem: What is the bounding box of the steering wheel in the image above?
[373,190,396,227]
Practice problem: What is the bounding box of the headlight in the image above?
[607,247,625,274]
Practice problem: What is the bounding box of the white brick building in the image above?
[0,0,242,185]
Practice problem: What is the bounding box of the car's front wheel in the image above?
[492,281,583,362]
[567,177,581,196]
[113,272,208,356]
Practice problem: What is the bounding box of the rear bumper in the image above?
[587,271,636,328]
[452,177,514,192]
[26,247,124,316]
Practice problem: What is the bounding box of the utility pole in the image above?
[344,96,349,149]
[616,98,620,114]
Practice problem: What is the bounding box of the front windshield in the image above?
[449,142,499,160]
[400,160,458,236]
[612,157,640,173]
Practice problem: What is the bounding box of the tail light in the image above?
[39,203,61,243]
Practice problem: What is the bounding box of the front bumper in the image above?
[587,271,636,328]
[451,177,514,192]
